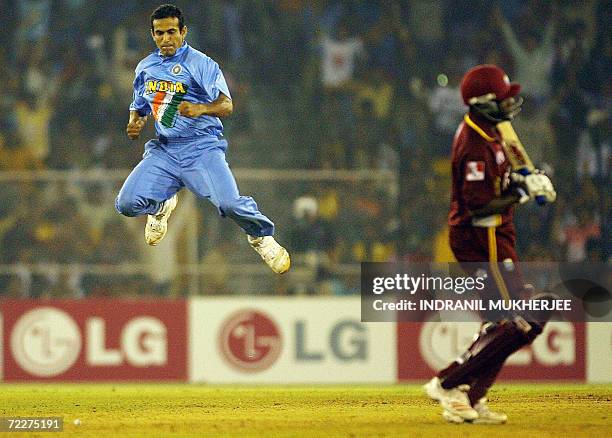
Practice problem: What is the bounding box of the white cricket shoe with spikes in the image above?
[248,235,291,274]
[472,398,507,424]
[145,193,178,246]
[424,377,478,421]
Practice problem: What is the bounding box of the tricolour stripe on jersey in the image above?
[152,91,170,121]
[160,93,186,127]
[151,88,188,128]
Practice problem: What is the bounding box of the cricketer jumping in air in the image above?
[115,4,290,274]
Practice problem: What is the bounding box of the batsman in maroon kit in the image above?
[424,65,557,424]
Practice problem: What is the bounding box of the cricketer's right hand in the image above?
[126,117,147,139]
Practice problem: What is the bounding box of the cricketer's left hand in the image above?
[178,101,204,118]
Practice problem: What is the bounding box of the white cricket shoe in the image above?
[424,377,478,421]
[248,235,291,274]
[472,398,507,424]
[442,410,465,424]
[145,194,178,246]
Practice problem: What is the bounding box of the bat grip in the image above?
[536,195,547,206]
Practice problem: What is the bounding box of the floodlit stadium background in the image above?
[0,1,609,385]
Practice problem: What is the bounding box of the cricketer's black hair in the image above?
[151,4,185,30]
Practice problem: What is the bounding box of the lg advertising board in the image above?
[0,300,187,381]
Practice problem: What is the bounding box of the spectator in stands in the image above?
[319,16,365,143]
[427,66,464,156]
[557,209,601,262]
[288,195,338,294]
[494,6,557,106]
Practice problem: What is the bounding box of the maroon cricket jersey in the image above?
[447,113,522,299]
[448,113,514,228]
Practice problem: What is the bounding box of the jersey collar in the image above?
[157,42,189,60]
[464,113,497,143]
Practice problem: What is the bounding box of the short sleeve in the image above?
[194,58,232,101]
[459,149,497,210]
[129,70,151,116]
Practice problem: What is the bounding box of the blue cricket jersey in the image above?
[129,42,231,139]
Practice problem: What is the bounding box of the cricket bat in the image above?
[496,121,546,205]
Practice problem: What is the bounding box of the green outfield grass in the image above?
[1,384,610,437]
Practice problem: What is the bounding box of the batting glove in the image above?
[526,173,556,203]
[511,171,557,203]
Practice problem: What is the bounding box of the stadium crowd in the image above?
[0,0,609,297]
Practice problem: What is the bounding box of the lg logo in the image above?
[10,307,168,377]
[10,307,81,377]
[218,309,369,373]
[419,321,576,370]
[86,316,167,367]
[218,310,282,373]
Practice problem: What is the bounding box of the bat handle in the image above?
[535,195,547,206]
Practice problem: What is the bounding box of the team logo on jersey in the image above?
[171,64,182,75]
[466,161,485,181]
[145,79,189,128]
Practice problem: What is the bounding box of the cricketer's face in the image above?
[500,96,518,112]
[151,17,187,57]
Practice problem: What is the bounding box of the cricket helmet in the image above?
[460,64,521,105]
